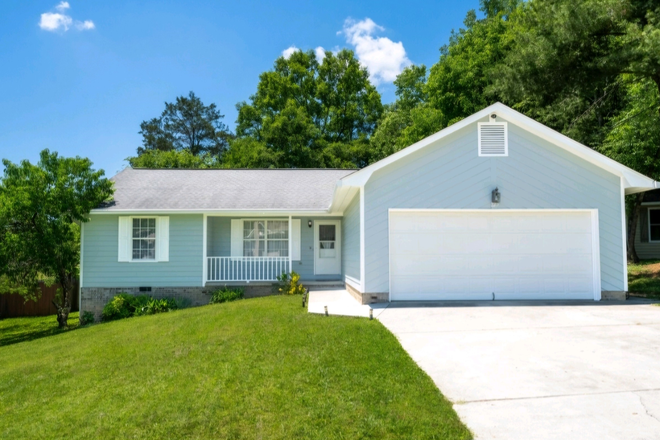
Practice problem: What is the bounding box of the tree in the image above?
[226,49,383,168]
[126,149,220,169]
[426,1,519,124]
[491,0,660,261]
[601,77,660,261]
[0,150,113,327]
[138,92,233,157]
[371,1,518,161]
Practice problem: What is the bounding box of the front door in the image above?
[314,220,341,275]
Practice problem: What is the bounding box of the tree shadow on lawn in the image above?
[0,313,80,347]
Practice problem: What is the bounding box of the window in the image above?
[318,224,336,258]
[132,218,156,260]
[650,209,660,242]
[243,220,288,257]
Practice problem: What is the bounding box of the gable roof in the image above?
[338,102,658,195]
[93,168,356,213]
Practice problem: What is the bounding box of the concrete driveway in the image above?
[377,300,660,440]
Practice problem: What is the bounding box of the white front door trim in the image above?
[388,209,601,302]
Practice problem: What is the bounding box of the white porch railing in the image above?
[206,257,290,282]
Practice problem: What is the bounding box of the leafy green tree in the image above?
[426,1,519,124]
[126,150,220,169]
[601,78,660,261]
[492,0,660,261]
[371,65,445,161]
[138,92,233,157]
[227,49,383,168]
[371,1,517,160]
[0,150,113,327]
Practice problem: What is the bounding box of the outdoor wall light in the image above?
[308,220,313,228]
[492,187,501,204]
[490,113,497,119]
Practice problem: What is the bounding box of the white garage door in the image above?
[389,210,599,301]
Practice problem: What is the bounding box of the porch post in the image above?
[202,214,207,286]
[288,215,293,274]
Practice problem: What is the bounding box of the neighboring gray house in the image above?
[80,103,659,317]
[634,189,660,259]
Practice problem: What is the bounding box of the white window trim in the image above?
[478,121,508,157]
[241,218,291,258]
[130,216,158,262]
[649,208,660,243]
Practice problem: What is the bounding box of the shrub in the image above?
[210,287,244,304]
[101,293,136,321]
[80,311,95,326]
[136,298,178,316]
[102,294,175,321]
[276,271,306,295]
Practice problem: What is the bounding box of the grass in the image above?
[628,259,660,298]
[0,312,79,346]
[0,296,470,440]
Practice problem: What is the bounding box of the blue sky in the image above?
[0,1,480,176]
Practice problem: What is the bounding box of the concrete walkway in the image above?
[307,288,389,318]
[377,300,660,440]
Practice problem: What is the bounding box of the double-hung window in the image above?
[132,218,156,260]
[243,220,288,257]
[650,209,660,242]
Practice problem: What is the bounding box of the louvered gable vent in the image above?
[478,122,508,156]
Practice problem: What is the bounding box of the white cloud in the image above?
[341,18,411,85]
[75,20,95,30]
[315,46,326,61]
[39,13,72,31]
[39,2,94,32]
[282,46,299,59]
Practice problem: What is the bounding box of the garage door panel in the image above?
[517,255,544,272]
[390,233,419,254]
[565,234,592,253]
[389,211,597,301]
[562,254,593,273]
[417,234,444,254]
[563,214,592,232]
[568,276,593,293]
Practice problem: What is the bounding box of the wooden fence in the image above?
[0,281,79,318]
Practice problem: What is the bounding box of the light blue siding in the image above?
[207,217,231,256]
[342,193,360,281]
[364,119,624,293]
[206,216,343,281]
[83,214,203,287]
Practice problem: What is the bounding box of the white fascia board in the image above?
[339,102,657,192]
[491,104,656,191]
[90,209,338,216]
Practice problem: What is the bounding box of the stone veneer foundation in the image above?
[81,284,278,321]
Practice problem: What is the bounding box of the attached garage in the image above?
[335,103,659,304]
[389,210,600,301]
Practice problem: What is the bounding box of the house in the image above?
[634,189,660,259]
[80,103,659,318]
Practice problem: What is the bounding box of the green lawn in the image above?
[0,311,79,346]
[0,296,470,440]
[628,259,660,298]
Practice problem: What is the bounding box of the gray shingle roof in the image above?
[96,168,356,211]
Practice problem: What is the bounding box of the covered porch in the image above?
[203,215,343,285]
